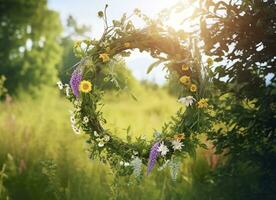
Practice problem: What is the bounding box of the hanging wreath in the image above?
[58,6,211,179]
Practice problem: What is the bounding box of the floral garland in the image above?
[57,7,211,179]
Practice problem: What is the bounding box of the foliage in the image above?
[198,0,276,198]
[0,0,63,95]
[58,5,214,178]
[0,75,7,99]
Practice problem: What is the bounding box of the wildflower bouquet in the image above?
[58,6,213,179]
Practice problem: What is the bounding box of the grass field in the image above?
[0,86,212,200]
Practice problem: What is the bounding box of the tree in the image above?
[0,0,63,95]
[199,1,276,198]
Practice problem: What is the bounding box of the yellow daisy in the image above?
[190,84,197,92]
[99,53,110,62]
[181,64,189,71]
[179,75,191,85]
[79,80,92,93]
[197,98,208,108]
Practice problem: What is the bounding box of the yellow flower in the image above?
[174,133,185,141]
[190,84,197,92]
[181,64,189,71]
[179,75,191,85]
[99,53,110,62]
[79,80,92,93]
[197,98,208,108]
[124,42,131,48]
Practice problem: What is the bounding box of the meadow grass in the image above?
[0,86,212,200]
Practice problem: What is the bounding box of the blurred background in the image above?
[0,0,275,200]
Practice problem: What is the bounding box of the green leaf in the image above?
[146,60,163,74]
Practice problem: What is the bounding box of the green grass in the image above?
[0,86,213,200]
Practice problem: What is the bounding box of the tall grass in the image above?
[0,86,213,200]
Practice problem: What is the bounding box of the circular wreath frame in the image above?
[59,7,211,178]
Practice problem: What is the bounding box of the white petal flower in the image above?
[171,140,184,151]
[71,125,81,134]
[83,116,89,124]
[65,84,70,97]
[157,142,169,156]
[57,81,63,90]
[98,139,105,147]
[119,161,124,166]
[70,115,76,124]
[130,157,142,177]
[124,162,130,167]
[178,96,196,107]
[94,131,99,137]
[104,135,110,142]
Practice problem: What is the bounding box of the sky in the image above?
[48,0,184,85]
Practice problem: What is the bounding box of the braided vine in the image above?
[58,7,212,178]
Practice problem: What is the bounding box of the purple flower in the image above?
[147,142,160,175]
[70,69,82,97]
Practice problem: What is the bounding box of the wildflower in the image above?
[190,84,197,92]
[174,133,185,141]
[178,96,195,107]
[124,42,131,48]
[71,125,81,134]
[181,64,189,71]
[157,142,169,156]
[179,75,191,85]
[83,116,89,124]
[57,81,63,90]
[147,142,160,175]
[97,138,105,147]
[119,161,124,166]
[79,80,92,93]
[94,131,99,137]
[70,115,76,124]
[99,53,110,62]
[104,135,110,142]
[70,69,82,97]
[124,162,130,167]
[130,157,142,177]
[197,98,209,108]
[171,140,184,151]
[169,158,181,181]
[65,84,70,97]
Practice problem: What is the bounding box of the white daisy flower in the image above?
[178,96,196,107]
[171,140,184,151]
[70,115,76,124]
[57,81,63,90]
[71,125,81,134]
[83,116,89,124]
[119,161,124,166]
[104,135,110,142]
[94,131,99,137]
[65,84,70,97]
[124,162,130,167]
[98,139,105,147]
[157,142,169,156]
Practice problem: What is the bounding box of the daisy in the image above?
[57,81,63,90]
[79,80,92,93]
[157,142,169,156]
[171,140,184,151]
[83,116,89,124]
[178,96,196,107]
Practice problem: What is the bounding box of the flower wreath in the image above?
[58,7,211,179]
